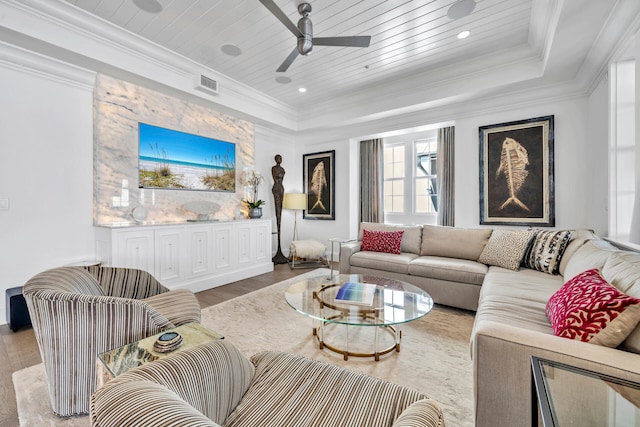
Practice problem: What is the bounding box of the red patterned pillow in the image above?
[361,229,404,255]
[546,268,640,347]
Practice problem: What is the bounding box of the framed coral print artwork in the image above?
[479,116,555,226]
[303,150,335,220]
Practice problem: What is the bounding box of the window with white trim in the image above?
[383,133,438,224]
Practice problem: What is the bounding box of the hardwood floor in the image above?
[0,263,312,426]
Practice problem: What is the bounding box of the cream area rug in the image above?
[14,268,475,426]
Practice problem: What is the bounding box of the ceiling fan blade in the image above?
[276,48,299,73]
[258,0,302,37]
[313,36,371,48]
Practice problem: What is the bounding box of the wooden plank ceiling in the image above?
[64,0,532,109]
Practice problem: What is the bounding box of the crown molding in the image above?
[0,39,95,90]
[0,0,298,130]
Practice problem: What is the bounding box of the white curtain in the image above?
[360,139,384,223]
[437,127,455,226]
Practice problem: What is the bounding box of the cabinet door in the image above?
[237,225,252,265]
[155,228,185,284]
[213,226,232,270]
[115,230,155,274]
[187,226,212,278]
[253,221,270,262]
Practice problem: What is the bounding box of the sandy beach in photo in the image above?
[139,159,227,190]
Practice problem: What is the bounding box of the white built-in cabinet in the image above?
[95,219,273,292]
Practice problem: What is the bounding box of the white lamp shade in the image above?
[283,193,307,210]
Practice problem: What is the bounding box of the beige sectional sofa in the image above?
[340,223,640,427]
[340,223,493,311]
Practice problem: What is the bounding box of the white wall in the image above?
[587,77,611,237]
[292,93,601,250]
[0,46,96,323]
[454,98,592,230]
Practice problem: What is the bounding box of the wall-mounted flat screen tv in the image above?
[138,122,236,192]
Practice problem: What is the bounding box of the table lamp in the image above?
[283,193,306,241]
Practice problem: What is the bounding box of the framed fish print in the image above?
[479,115,555,226]
[303,150,335,220]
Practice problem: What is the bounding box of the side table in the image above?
[531,356,640,426]
[96,322,223,387]
[328,238,352,279]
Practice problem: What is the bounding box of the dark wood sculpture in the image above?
[272,154,288,264]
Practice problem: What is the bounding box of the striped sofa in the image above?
[23,266,201,416]
[90,339,445,427]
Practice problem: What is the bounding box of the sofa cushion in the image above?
[408,256,487,285]
[420,225,492,260]
[563,239,618,281]
[359,222,422,254]
[350,251,418,274]
[545,268,640,348]
[361,229,403,254]
[602,251,640,353]
[558,229,596,276]
[476,267,563,335]
[602,251,640,298]
[477,229,534,271]
[522,229,573,275]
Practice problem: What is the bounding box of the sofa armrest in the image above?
[391,398,445,427]
[472,320,640,427]
[90,380,220,427]
[339,241,362,274]
[142,289,201,325]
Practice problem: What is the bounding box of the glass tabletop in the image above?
[285,274,433,327]
[531,356,640,426]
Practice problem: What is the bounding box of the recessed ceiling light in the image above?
[220,44,242,56]
[276,76,292,84]
[132,0,163,14]
[457,30,471,39]
[447,0,476,20]
[298,87,307,93]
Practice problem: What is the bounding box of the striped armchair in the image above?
[90,339,445,427]
[23,266,201,416]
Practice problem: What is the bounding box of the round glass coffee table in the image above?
[285,274,433,361]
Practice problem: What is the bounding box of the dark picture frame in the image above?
[303,150,335,220]
[479,115,555,226]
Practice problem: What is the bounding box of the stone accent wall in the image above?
[93,74,254,224]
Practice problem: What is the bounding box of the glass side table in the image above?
[96,323,223,387]
[531,356,640,426]
[328,237,352,279]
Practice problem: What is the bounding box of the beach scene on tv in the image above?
[138,123,236,192]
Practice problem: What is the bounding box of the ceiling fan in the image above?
[259,0,372,72]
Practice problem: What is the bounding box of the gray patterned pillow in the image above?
[477,229,534,270]
[523,229,573,275]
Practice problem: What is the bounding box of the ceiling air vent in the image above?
[194,74,219,95]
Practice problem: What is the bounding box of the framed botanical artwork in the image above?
[479,115,555,226]
[303,150,335,220]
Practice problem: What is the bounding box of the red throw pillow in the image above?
[361,229,404,255]
[545,268,640,347]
